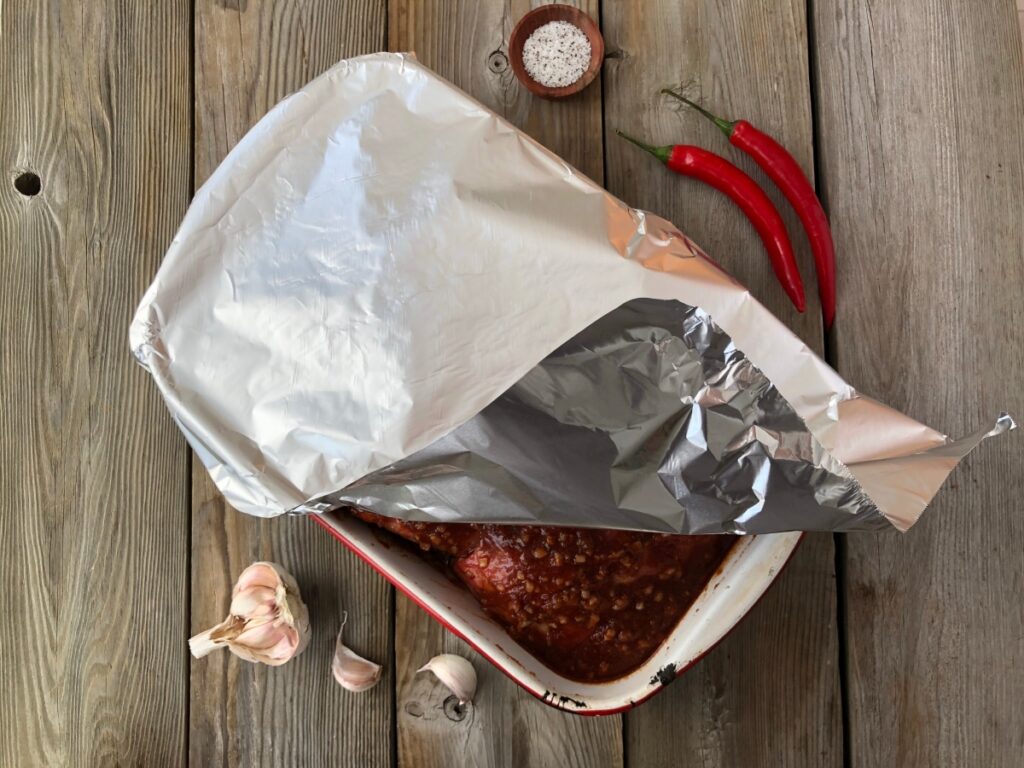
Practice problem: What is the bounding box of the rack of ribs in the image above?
[350,508,734,681]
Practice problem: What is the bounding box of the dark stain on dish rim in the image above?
[651,663,678,687]
[542,690,588,709]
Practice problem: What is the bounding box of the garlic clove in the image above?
[417,654,477,704]
[332,613,382,692]
[189,561,310,666]
[332,648,382,692]
[229,585,277,617]
[234,562,283,591]
[232,627,300,666]
[234,619,288,649]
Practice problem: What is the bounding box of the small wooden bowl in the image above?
[508,5,604,99]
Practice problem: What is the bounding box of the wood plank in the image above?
[812,0,1024,765]
[601,1,842,765]
[389,0,604,183]
[395,593,621,768]
[0,1,191,765]
[388,2,621,766]
[189,3,392,767]
[1019,0,1024,57]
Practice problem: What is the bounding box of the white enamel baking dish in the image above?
[315,512,801,714]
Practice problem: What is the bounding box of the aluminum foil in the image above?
[129,52,1013,533]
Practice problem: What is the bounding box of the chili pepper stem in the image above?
[614,130,672,164]
[661,90,736,139]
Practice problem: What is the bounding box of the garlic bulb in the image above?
[189,561,310,666]
[331,613,382,692]
[417,654,477,704]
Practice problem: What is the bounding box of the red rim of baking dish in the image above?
[312,514,806,716]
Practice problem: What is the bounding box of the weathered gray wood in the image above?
[395,594,621,768]
[0,1,191,766]
[189,3,393,767]
[813,0,1024,765]
[3,2,1017,766]
[1019,0,1024,52]
[388,2,622,766]
[602,1,842,765]
[389,0,604,183]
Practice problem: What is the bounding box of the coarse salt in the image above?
[521,20,592,89]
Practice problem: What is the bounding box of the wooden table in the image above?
[2,2,1022,766]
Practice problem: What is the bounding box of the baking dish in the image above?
[314,511,801,714]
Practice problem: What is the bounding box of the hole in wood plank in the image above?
[442,694,468,721]
[14,171,41,197]
[487,50,509,74]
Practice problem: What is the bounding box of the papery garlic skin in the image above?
[417,654,477,704]
[332,614,382,692]
[189,561,310,666]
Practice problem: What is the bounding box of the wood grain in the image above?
[1020,0,1024,57]
[388,2,621,766]
[395,593,621,768]
[189,3,392,767]
[3,2,1019,766]
[813,0,1024,765]
[601,1,842,765]
[0,1,192,765]
[390,0,605,184]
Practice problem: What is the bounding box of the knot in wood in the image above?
[443,694,468,722]
[487,50,509,74]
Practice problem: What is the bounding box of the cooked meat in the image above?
[350,509,734,682]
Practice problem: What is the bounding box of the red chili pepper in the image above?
[663,90,837,328]
[615,130,806,313]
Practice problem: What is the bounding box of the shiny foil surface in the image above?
[130,53,1012,533]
